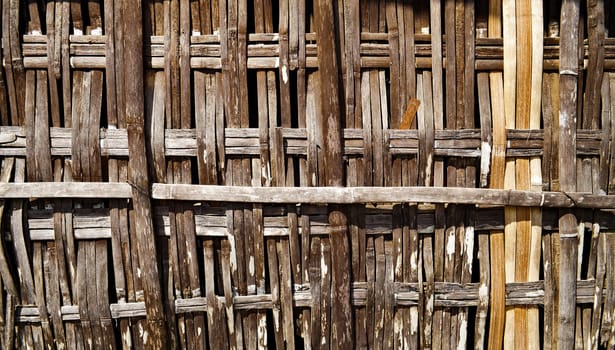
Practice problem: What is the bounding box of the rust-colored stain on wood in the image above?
[400,98,420,130]
[0,0,613,349]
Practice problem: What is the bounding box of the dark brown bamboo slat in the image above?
[559,1,581,348]
[122,0,168,348]
[315,0,352,348]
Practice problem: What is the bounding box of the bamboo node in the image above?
[559,69,578,76]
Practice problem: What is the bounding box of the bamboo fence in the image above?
[0,0,613,349]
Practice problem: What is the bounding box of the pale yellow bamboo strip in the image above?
[502,0,517,347]
[528,1,544,349]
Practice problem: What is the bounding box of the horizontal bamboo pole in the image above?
[151,184,615,208]
[1,182,614,208]
[0,180,612,209]
[0,182,132,198]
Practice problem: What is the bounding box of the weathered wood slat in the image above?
[12,278,608,321]
[151,184,615,208]
[123,0,168,348]
[2,126,610,158]
[559,0,581,348]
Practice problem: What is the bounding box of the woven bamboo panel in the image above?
[0,0,614,349]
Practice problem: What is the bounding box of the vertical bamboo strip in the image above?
[429,1,445,348]
[315,0,352,348]
[7,0,26,126]
[602,73,615,349]
[559,1,581,348]
[486,0,506,348]
[513,0,531,348]
[12,158,37,348]
[123,0,168,347]
[309,236,322,349]
[0,2,9,126]
[501,0,517,347]
[528,2,544,349]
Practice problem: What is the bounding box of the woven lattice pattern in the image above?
[0,0,613,349]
